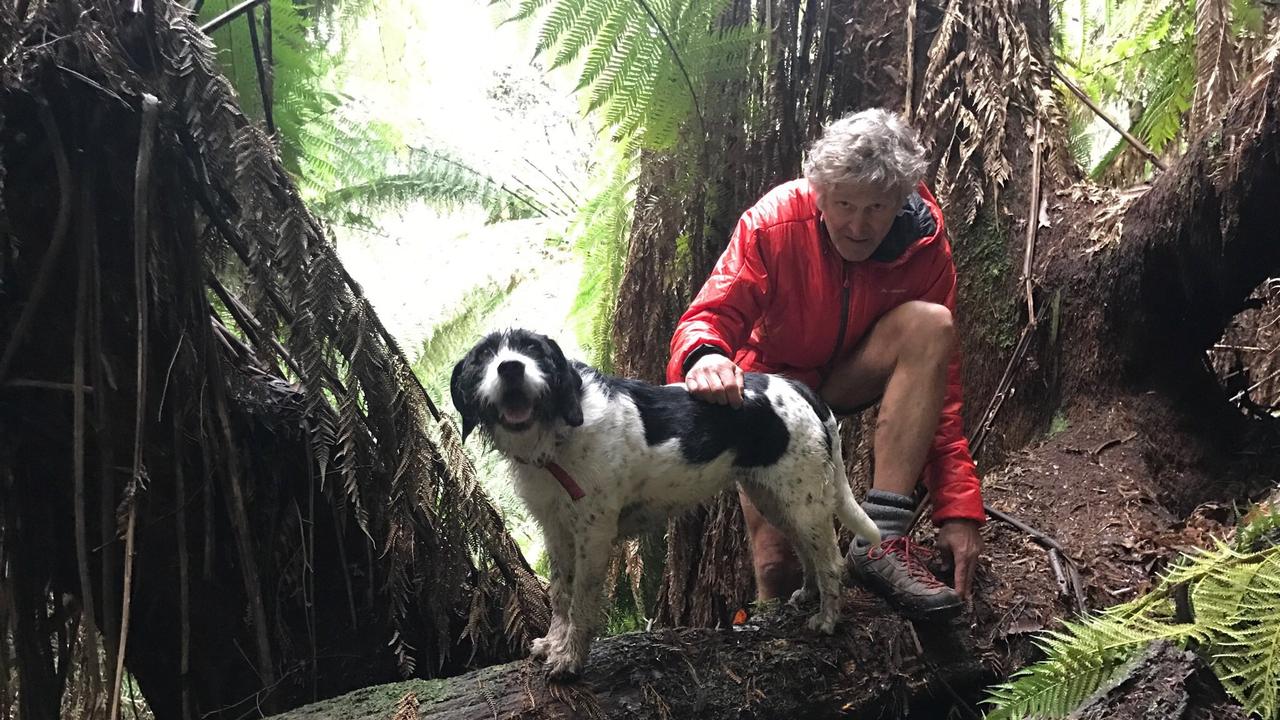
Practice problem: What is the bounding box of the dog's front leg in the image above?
[546,517,616,680]
[531,520,575,661]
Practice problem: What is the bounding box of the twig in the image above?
[89,171,121,696]
[262,0,273,122]
[521,158,578,213]
[173,411,193,720]
[0,100,74,384]
[1022,117,1042,320]
[108,490,141,720]
[1053,65,1167,171]
[970,303,1049,458]
[245,7,274,135]
[198,0,268,34]
[904,0,917,121]
[214,385,279,696]
[988,506,1087,612]
[74,184,103,701]
[1090,430,1138,458]
[110,92,161,720]
[156,330,186,421]
[3,379,95,392]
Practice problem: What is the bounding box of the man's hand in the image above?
[685,354,745,408]
[936,519,983,599]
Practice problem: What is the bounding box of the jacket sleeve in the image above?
[920,250,986,525]
[666,212,771,384]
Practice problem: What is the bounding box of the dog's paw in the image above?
[788,585,818,607]
[544,650,584,681]
[806,611,837,635]
[529,636,554,660]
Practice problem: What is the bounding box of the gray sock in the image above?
[855,489,917,547]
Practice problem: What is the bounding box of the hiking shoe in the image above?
[848,536,962,619]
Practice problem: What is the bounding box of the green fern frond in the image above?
[985,511,1280,720]
[504,0,554,23]
[575,4,638,87]
[529,0,758,152]
[535,0,589,56]
[1237,503,1280,551]
[547,0,622,68]
[1194,552,1280,716]
[413,277,522,404]
[567,151,635,370]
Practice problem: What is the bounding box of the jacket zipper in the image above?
[823,265,852,376]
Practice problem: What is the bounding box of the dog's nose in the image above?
[498,360,525,380]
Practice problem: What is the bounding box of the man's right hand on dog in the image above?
[685,354,745,408]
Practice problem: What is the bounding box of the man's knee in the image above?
[892,301,956,359]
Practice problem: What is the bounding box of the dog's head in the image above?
[450,328,584,442]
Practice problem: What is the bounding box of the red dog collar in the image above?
[545,461,585,501]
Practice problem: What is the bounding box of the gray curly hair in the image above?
[802,108,927,202]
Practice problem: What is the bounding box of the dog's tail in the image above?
[826,420,882,545]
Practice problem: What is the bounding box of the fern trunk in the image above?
[0,1,548,718]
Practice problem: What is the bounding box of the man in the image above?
[666,108,984,618]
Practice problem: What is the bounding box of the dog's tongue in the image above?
[501,406,533,424]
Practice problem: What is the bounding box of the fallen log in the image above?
[269,591,993,720]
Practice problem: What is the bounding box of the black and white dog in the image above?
[451,328,880,678]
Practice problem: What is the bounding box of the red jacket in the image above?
[667,179,984,524]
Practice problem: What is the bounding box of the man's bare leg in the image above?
[740,489,803,601]
[820,300,963,617]
[819,300,955,494]
[738,300,954,603]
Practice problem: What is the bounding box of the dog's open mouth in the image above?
[498,391,534,429]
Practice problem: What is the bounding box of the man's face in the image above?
[814,182,902,262]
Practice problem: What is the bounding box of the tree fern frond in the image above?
[575,4,638,88]
[535,0,589,57]
[529,0,755,152]
[504,0,554,24]
[985,512,1280,720]
[567,151,634,370]
[550,0,624,69]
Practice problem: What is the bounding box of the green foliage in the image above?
[1053,0,1196,181]
[313,146,547,228]
[567,150,636,370]
[412,278,521,403]
[983,505,1280,719]
[1048,412,1069,436]
[517,0,761,150]
[200,0,538,227]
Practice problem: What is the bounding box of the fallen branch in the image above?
[1053,66,1167,171]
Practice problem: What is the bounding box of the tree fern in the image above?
[521,0,761,150]
[201,0,536,228]
[1053,0,1219,181]
[313,145,546,226]
[984,506,1280,719]
[567,150,636,371]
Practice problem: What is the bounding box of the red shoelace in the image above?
[866,536,948,589]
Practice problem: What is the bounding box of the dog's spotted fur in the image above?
[451,329,880,679]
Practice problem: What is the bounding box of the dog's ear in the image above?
[450,356,479,441]
[546,338,583,428]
